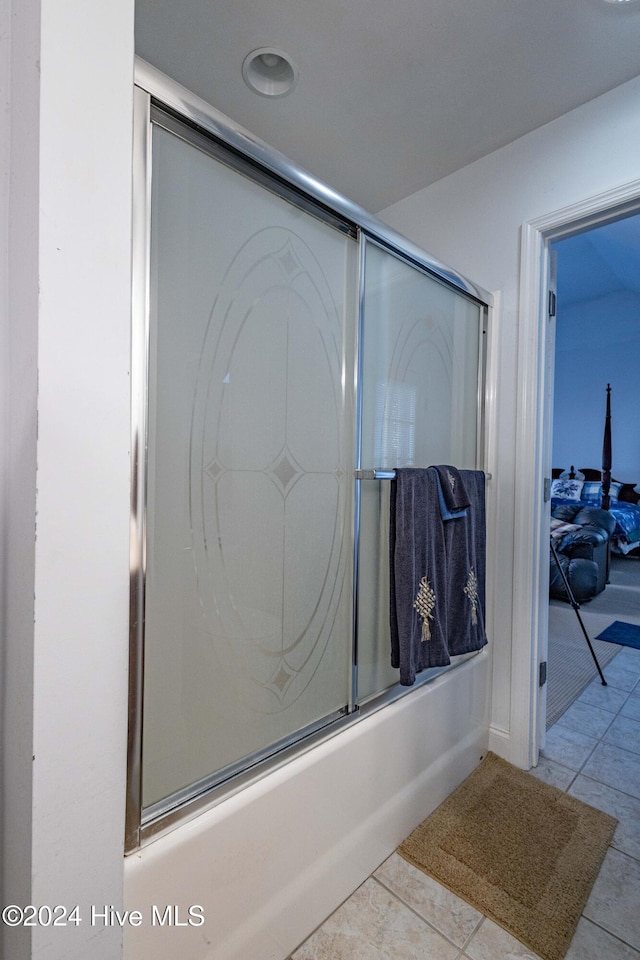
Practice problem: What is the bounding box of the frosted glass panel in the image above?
[357,241,483,701]
[142,125,356,809]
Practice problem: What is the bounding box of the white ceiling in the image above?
[135,0,640,212]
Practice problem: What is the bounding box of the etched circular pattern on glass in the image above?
[190,227,349,713]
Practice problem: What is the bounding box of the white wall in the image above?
[2,3,135,960]
[553,291,640,480]
[380,74,640,758]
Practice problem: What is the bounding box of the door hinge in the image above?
[543,477,552,502]
[548,290,556,318]
[539,661,547,688]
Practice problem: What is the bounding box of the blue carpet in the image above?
[595,620,640,650]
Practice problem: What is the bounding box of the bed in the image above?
[551,384,640,556]
[551,472,640,555]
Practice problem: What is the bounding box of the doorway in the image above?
[546,212,640,729]
[512,180,640,770]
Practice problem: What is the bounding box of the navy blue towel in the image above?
[433,465,469,521]
[389,466,487,685]
[432,464,471,513]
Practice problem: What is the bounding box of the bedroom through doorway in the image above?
[546,211,640,730]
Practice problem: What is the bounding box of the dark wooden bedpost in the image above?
[602,383,612,511]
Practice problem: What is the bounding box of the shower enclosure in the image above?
[127,63,490,850]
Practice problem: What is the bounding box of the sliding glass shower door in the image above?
[355,240,485,701]
[141,117,357,813]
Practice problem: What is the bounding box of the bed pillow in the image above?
[582,480,622,504]
[581,481,601,503]
[551,478,584,501]
[609,481,623,502]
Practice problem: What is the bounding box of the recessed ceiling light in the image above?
[242,48,299,98]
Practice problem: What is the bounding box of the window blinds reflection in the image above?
[374,381,417,467]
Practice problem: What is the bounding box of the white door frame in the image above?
[512,178,640,770]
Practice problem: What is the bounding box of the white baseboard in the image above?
[488,723,512,762]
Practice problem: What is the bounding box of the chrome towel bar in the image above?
[354,468,492,481]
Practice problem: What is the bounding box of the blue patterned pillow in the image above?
[581,480,622,504]
[551,478,584,501]
[581,481,601,503]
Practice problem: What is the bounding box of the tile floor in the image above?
[289,644,640,959]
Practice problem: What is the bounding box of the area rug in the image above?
[546,606,620,728]
[596,620,640,650]
[398,752,617,960]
